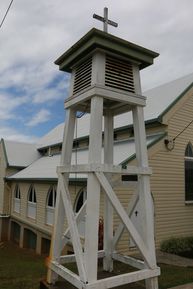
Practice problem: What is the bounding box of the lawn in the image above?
[0,242,47,289]
[1,242,193,289]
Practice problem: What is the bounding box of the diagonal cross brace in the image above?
[95,171,155,269]
[112,189,139,250]
[62,201,87,247]
[58,175,87,283]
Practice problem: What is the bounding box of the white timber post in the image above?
[103,109,114,271]
[132,105,158,289]
[47,107,76,284]
[84,95,103,282]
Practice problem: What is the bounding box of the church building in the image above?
[0,71,192,255]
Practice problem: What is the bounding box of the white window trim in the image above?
[27,186,37,219]
[45,186,57,226]
[14,198,21,213]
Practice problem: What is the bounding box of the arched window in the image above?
[185,142,193,201]
[46,186,57,225]
[74,188,87,213]
[14,184,21,213]
[74,188,87,237]
[27,185,37,219]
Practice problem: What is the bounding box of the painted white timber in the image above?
[57,164,152,175]
[92,51,105,85]
[132,64,142,95]
[85,268,160,289]
[60,251,105,264]
[62,201,87,247]
[110,180,138,189]
[112,189,139,249]
[103,110,114,272]
[58,176,87,283]
[65,84,146,109]
[132,106,159,289]
[69,70,76,96]
[50,261,83,289]
[95,171,153,268]
[48,108,76,284]
[84,96,103,282]
[112,252,145,270]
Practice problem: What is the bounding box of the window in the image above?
[14,184,21,213]
[27,185,37,219]
[185,142,193,201]
[46,186,57,225]
[74,188,87,213]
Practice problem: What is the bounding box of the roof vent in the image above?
[105,56,135,93]
[73,57,92,95]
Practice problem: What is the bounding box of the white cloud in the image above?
[0,93,28,120]
[0,126,38,143]
[27,109,51,127]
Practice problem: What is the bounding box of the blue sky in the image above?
[0,0,193,143]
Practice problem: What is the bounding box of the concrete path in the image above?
[157,250,193,267]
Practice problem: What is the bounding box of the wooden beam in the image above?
[58,176,87,283]
[65,84,146,109]
[57,164,152,175]
[132,106,159,289]
[47,108,76,284]
[112,189,139,249]
[84,96,103,282]
[103,110,114,272]
[95,171,153,268]
[61,201,87,247]
[112,252,145,270]
[50,261,83,289]
[85,268,160,289]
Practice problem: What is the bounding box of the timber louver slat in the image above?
[73,57,92,94]
[105,56,135,93]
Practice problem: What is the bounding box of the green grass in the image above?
[159,263,193,289]
[0,242,47,289]
[1,242,193,289]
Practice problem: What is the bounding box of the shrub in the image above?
[160,236,193,255]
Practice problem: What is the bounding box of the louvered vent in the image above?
[105,56,135,93]
[73,57,92,95]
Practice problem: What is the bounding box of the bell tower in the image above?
[48,8,160,289]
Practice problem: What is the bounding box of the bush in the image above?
[160,236,193,255]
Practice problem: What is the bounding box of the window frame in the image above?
[74,187,87,213]
[46,185,57,226]
[185,142,193,202]
[13,184,21,213]
[27,185,37,219]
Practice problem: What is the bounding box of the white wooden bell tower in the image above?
[47,11,160,289]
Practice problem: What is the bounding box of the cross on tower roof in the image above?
[93,7,118,33]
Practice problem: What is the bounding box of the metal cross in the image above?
[93,7,118,33]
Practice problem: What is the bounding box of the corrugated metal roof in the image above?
[3,139,40,167]
[36,123,65,149]
[8,133,163,180]
[36,73,193,150]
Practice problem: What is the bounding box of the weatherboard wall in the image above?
[152,86,193,246]
[10,182,86,239]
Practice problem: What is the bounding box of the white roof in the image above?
[3,139,40,167]
[37,73,193,150]
[36,122,64,149]
[8,133,163,180]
